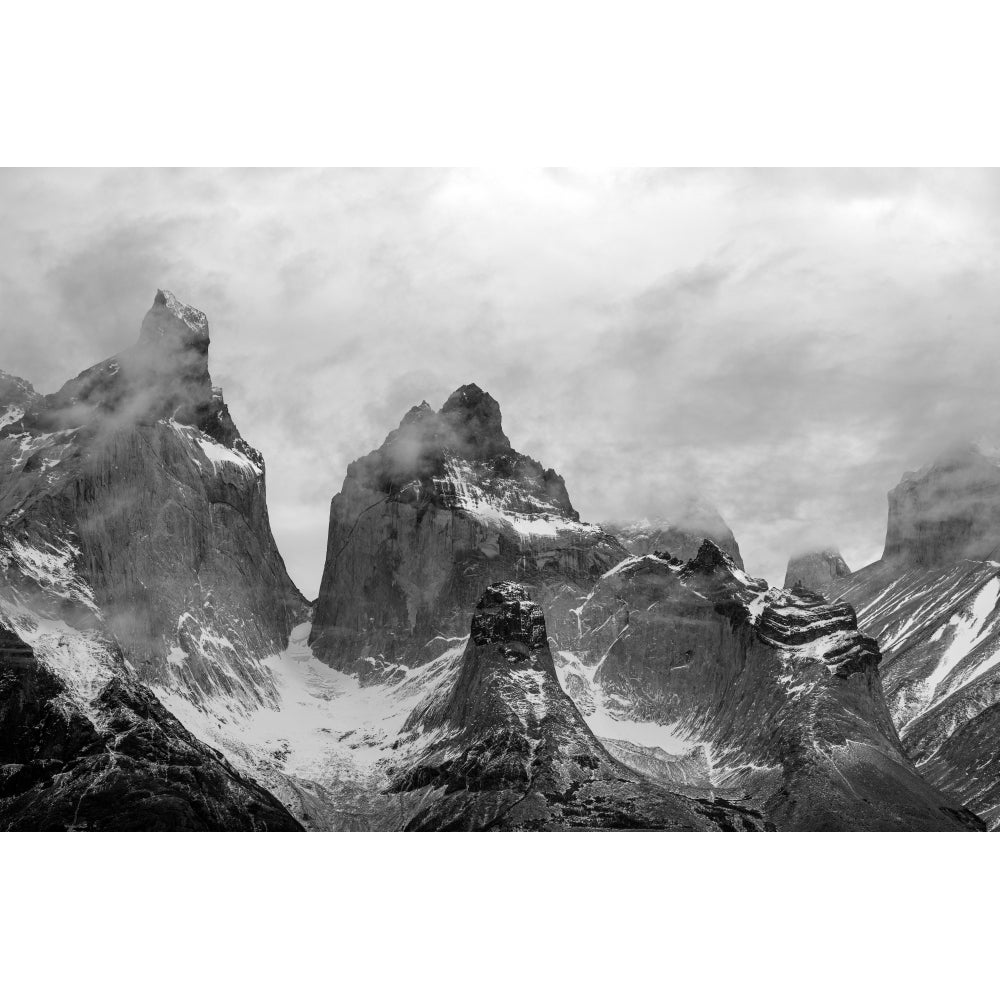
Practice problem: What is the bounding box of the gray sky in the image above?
[3,168,1000,596]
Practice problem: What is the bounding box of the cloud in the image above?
[3,168,1000,594]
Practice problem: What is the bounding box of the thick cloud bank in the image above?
[3,168,998,594]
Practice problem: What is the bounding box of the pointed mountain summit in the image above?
[784,548,851,597]
[309,384,622,674]
[35,289,221,434]
[437,383,513,458]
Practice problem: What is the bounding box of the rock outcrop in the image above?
[783,549,851,597]
[310,384,625,676]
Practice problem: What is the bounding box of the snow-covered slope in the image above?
[832,559,1000,827]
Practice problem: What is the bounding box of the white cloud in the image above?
[3,168,1000,594]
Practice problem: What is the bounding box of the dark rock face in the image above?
[555,541,981,831]
[469,582,548,653]
[883,444,1000,568]
[0,627,300,831]
[783,549,851,597]
[310,384,625,676]
[390,582,767,831]
[604,496,744,568]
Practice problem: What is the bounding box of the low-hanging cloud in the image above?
[3,168,1000,595]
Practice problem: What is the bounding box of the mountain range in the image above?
[0,291,990,831]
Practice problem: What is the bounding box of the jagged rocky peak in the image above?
[883,440,1000,568]
[783,548,851,596]
[470,582,548,656]
[370,383,566,503]
[683,537,738,576]
[604,493,744,569]
[39,289,217,432]
[140,289,210,347]
[439,383,511,457]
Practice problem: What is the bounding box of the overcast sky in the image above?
[3,168,1000,596]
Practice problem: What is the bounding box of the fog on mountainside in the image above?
[9,169,1000,595]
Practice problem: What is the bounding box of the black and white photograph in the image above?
[4,3,998,997]
[5,169,1000,835]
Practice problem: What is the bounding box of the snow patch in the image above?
[924,575,1000,696]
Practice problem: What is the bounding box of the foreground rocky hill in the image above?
[0,625,298,830]
[830,442,1000,829]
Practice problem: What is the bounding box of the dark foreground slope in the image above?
[0,626,298,831]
